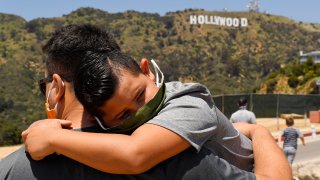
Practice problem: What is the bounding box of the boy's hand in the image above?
[22,119,72,160]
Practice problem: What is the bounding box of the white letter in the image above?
[219,17,226,26]
[241,18,248,27]
[209,16,214,24]
[205,15,211,24]
[226,18,233,27]
[198,15,205,24]
[213,16,219,25]
[233,18,239,27]
[190,15,197,24]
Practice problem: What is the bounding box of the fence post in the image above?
[304,111,307,127]
[250,93,253,111]
[276,93,280,130]
[222,94,224,113]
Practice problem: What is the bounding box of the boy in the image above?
[279,118,306,164]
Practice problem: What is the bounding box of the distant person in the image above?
[311,124,317,138]
[279,118,306,164]
[230,97,256,124]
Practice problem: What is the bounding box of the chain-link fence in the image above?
[213,94,320,118]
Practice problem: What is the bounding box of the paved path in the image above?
[294,137,320,163]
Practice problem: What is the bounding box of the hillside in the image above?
[0,7,320,145]
[259,58,320,94]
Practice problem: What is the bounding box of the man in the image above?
[21,24,291,179]
[230,97,256,124]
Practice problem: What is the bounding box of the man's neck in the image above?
[63,109,96,129]
[62,97,96,129]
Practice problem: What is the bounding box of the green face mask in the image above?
[94,59,166,134]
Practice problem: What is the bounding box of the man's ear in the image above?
[52,74,65,102]
[140,58,155,82]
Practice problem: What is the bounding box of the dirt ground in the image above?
[0,117,318,160]
[256,117,312,132]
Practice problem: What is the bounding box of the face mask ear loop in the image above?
[150,59,164,87]
[94,116,110,131]
[46,80,55,109]
[46,80,65,110]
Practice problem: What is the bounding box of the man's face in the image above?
[99,70,159,127]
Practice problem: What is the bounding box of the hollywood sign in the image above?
[189,15,248,27]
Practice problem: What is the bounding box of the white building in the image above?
[299,51,320,64]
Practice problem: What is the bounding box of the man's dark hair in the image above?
[238,97,247,107]
[43,24,142,118]
[43,24,121,82]
[74,50,141,118]
[285,118,294,126]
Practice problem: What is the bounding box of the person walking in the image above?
[279,118,306,164]
[230,97,256,124]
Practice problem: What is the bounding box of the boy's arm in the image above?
[297,129,306,146]
[23,119,190,174]
[234,123,292,180]
[300,137,306,145]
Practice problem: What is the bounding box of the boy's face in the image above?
[99,70,159,127]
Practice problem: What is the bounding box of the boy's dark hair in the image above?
[74,50,142,118]
[43,24,121,82]
[285,118,294,126]
[238,97,247,107]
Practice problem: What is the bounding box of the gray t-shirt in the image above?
[281,127,303,149]
[0,126,256,180]
[230,107,256,124]
[148,82,254,171]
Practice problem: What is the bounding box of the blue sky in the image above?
[0,0,319,23]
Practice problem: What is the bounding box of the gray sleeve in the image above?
[166,147,256,180]
[147,94,218,151]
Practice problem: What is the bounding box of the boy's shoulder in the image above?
[164,81,214,106]
[165,81,211,98]
[284,126,299,133]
